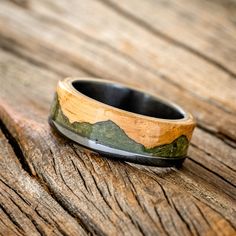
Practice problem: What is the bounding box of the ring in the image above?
[49,77,196,167]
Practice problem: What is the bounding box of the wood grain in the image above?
[56,77,195,148]
[27,0,236,113]
[0,128,87,236]
[0,0,235,235]
[0,0,236,142]
[100,0,236,76]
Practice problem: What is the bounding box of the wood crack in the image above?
[0,120,32,174]
[190,143,235,173]
[12,10,235,117]
[36,12,236,116]
[0,120,92,235]
[37,173,92,235]
[112,194,143,236]
[56,166,100,234]
[154,207,170,236]
[0,178,31,207]
[71,159,91,195]
[0,202,24,235]
[197,123,236,149]
[193,202,211,229]
[171,200,196,236]
[98,0,236,79]
[8,0,29,9]
[7,196,45,236]
[188,155,236,189]
[0,35,94,78]
[0,36,63,77]
[192,195,236,231]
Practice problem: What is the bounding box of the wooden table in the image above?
[0,0,235,235]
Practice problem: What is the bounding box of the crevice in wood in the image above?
[145,174,173,207]
[192,195,236,231]
[7,196,45,236]
[154,207,170,236]
[0,120,31,175]
[112,193,144,236]
[0,178,31,207]
[4,6,231,118]
[135,163,236,228]
[0,35,95,78]
[0,203,24,234]
[1,12,235,118]
[197,123,236,149]
[36,166,94,235]
[0,36,62,76]
[33,207,73,236]
[217,133,236,148]
[190,142,235,173]
[0,120,92,235]
[36,12,235,116]
[193,202,211,229]
[98,0,236,79]
[0,216,22,236]
[171,200,196,236]
[188,155,236,189]
[71,159,92,195]
[168,213,182,236]
[7,0,29,9]
[89,174,113,212]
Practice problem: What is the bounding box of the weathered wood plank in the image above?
[0,44,235,194]
[0,0,236,143]
[1,106,235,235]
[0,128,87,235]
[0,44,235,235]
[99,0,236,76]
[0,0,235,204]
[28,0,236,113]
[0,0,236,235]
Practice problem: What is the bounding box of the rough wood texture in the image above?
[0,0,235,235]
[0,129,87,236]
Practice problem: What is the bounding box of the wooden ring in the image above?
[49,77,196,167]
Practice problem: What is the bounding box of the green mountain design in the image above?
[50,95,189,158]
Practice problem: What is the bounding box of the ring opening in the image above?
[72,80,185,120]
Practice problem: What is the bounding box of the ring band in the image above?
[49,77,196,167]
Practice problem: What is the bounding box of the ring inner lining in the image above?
[72,81,185,120]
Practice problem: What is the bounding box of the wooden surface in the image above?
[0,0,235,235]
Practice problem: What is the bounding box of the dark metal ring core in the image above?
[72,80,186,120]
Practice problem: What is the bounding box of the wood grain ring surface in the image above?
[49,77,196,163]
